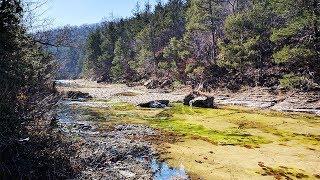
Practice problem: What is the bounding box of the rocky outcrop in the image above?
[184,91,217,108]
[191,96,216,108]
[212,88,320,115]
[183,92,199,105]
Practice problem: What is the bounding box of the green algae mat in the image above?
[80,101,320,179]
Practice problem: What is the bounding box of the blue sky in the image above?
[39,0,166,28]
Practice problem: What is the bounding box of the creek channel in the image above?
[55,98,188,179]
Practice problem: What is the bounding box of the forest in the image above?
[81,0,319,91]
[1,0,319,179]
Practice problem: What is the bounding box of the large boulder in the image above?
[191,96,216,108]
[139,100,170,108]
[184,91,217,108]
[183,91,200,105]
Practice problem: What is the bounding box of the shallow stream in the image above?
[56,99,188,179]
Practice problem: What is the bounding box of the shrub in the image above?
[273,46,315,64]
[279,73,319,91]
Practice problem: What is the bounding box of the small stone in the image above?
[119,170,136,178]
[195,160,203,164]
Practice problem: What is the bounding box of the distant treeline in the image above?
[36,24,98,79]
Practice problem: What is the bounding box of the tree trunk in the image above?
[208,1,217,62]
[313,0,319,49]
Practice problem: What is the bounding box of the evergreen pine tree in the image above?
[270,0,319,86]
[83,29,102,77]
[111,37,127,81]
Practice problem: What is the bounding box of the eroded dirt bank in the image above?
[55,80,320,179]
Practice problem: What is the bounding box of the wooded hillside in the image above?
[35,24,98,79]
[82,0,319,91]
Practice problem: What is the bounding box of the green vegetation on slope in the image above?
[82,0,319,90]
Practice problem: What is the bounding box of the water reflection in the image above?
[138,157,188,180]
[55,101,99,135]
[151,159,188,180]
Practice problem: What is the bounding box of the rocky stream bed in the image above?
[56,100,188,179]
